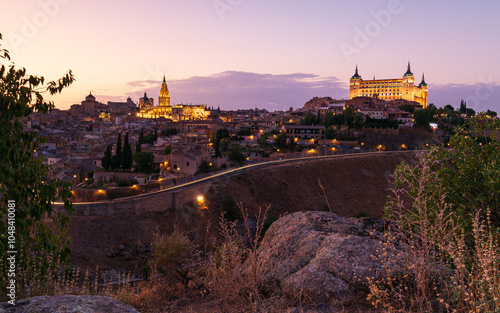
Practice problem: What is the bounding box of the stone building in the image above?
[349,62,428,108]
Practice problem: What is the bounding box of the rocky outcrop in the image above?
[0,295,139,313]
[253,211,394,306]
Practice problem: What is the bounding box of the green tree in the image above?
[444,104,455,114]
[122,132,133,170]
[136,128,144,153]
[399,103,415,113]
[164,145,172,155]
[344,107,354,126]
[220,137,231,153]
[321,111,335,127]
[257,135,269,147]
[143,133,157,145]
[102,144,113,171]
[459,100,467,115]
[275,132,287,149]
[301,111,318,125]
[219,194,241,221]
[110,155,118,171]
[0,33,75,298]
[213,128,231,157]
[387,115,500,235]
[413,108,435,129]
[229,145,246,165]
[133,151,155,173]
[332,113,345,126]
[353,113,364,130]
[237,128,252,136]
[115,133,122,169]
[161,128,178,136]
[200,160,212,173]
[325,126,336,139]
[486,109,498,118]
[466,108,476,117]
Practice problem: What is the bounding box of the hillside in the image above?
[66,152,418,276]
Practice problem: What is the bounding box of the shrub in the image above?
[368,117,500,312]
[150,228,198,282]
[219,194,241,221]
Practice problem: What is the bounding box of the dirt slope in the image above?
[67,152,417,275]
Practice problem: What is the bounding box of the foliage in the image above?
[387,116,500,231]
[213,128,231,157]
[0,33,75,299]
[321,111,335,127]
[237,128,252,136]
[150,228,198,282]
[353,113,364,130]
[161,128,178,136]
[413,108,436,129]
[164,145,172,155]
[486,109,498,118]
[228,145,246,165]
[257,134,269,147]
[364,116,398,129]
[143,133,157,145]
[115,133,122,169]
[200,160,212,173]
[274,132,287,149]
[133,151,155,174]
[219,194,241,221]
[344,106,355,126]
[300,111,320,125]
[136,128,144,153]
[102,144,112,171]
[399,103,415,113]
[121,132,133,170]
[369,149,500,312]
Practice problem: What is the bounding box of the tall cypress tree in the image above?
[136,128,144,153]
[102,144,112,171]
[115,133,122,169]
[122,132,133,171]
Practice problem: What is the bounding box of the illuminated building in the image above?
[139,92,154,111]
[349,62,428,108]
[139,76,210,121]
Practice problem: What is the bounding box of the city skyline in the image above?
[1,0,500,112]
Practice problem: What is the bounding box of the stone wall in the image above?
[53,181,212,217]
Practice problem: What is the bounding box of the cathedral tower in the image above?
[159,75,170,107]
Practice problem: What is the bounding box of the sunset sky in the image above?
[1,0,500,112]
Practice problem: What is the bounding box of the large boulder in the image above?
[0,295,139,313]
[252,211,393,306]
